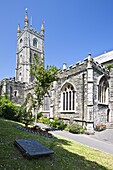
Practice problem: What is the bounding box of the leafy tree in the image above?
[19,93,35,127]
[30,55,59,121]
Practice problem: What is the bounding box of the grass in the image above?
[0,118,113,170]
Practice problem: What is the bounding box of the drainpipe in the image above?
[82,73,85,126]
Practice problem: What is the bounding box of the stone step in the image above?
[106,123,113,129]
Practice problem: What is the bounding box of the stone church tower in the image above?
[16,9,44,83]
[0,9,113,131]
[0,9,44,105]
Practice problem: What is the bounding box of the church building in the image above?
[0,9,113,130]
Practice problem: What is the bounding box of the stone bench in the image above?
[14,139,54,159]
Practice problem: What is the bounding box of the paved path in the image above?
[90,129,113,144]
[36,123,113,155]
[51,130,113,155]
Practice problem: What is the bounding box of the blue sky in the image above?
[0,0,113,80]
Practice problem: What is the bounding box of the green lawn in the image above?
[0,118,113,170]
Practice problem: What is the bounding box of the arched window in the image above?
[43,94,50,111]
[33,38,38,48]
[19,39,23,49]
[61,83,75,111]
[98,76,109,104]
[14,90,18,97]
[19,55,22,64]
[19,72,22,81]
[20,39,23,43]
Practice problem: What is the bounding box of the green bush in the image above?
[39,116,66,130]
[37,112,43,119]
[57,121,66,130]
[49,117,66,130]
[38,116,50,125]
[0,96,20,121]
[68,123,85,134]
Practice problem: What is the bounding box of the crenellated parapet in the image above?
[16,8,44,84]
[60,53,109,79]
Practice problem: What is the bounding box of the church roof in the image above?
[94,50,113,64]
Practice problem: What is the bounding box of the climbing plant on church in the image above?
[30,55,59,119]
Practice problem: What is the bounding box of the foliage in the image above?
[38,116,51,125]
[67,123,85,134]
[107,64,113,70]
[19,93,35,126]
[30,55,59,112]
[1,118,113,170]
[39,116,66,130]
[50,117,66,130]
[0,96,19,121]
[19,107,34,127]
[36,112,43,119]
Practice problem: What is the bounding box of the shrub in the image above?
[39,116,66,130]
[37,112,43,119]
[57,121,67,130]
[0,97,20,121]
[49,117,66,130]
[68,123,85,134]
[65,125,70,131]
[38,116,50,125]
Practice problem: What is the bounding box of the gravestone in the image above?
[14,139,54,158]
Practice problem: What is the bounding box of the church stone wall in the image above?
[109,69,113,122]
[93,68,108,126]
[0,78,25,105]
[51,57,110,127]
[52,61,88,123]
[92,61,109,126]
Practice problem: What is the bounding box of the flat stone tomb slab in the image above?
[14,139,54,158]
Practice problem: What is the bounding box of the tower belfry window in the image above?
[19,55,22,64]
[33,38,38,48]
[20,39,23,43]
[19,39,23,48]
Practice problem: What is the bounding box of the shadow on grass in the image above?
[0,118,112,170]
[47,138,109,170]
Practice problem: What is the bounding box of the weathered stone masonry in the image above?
[0,9,113,130]
[50,53,110,129]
